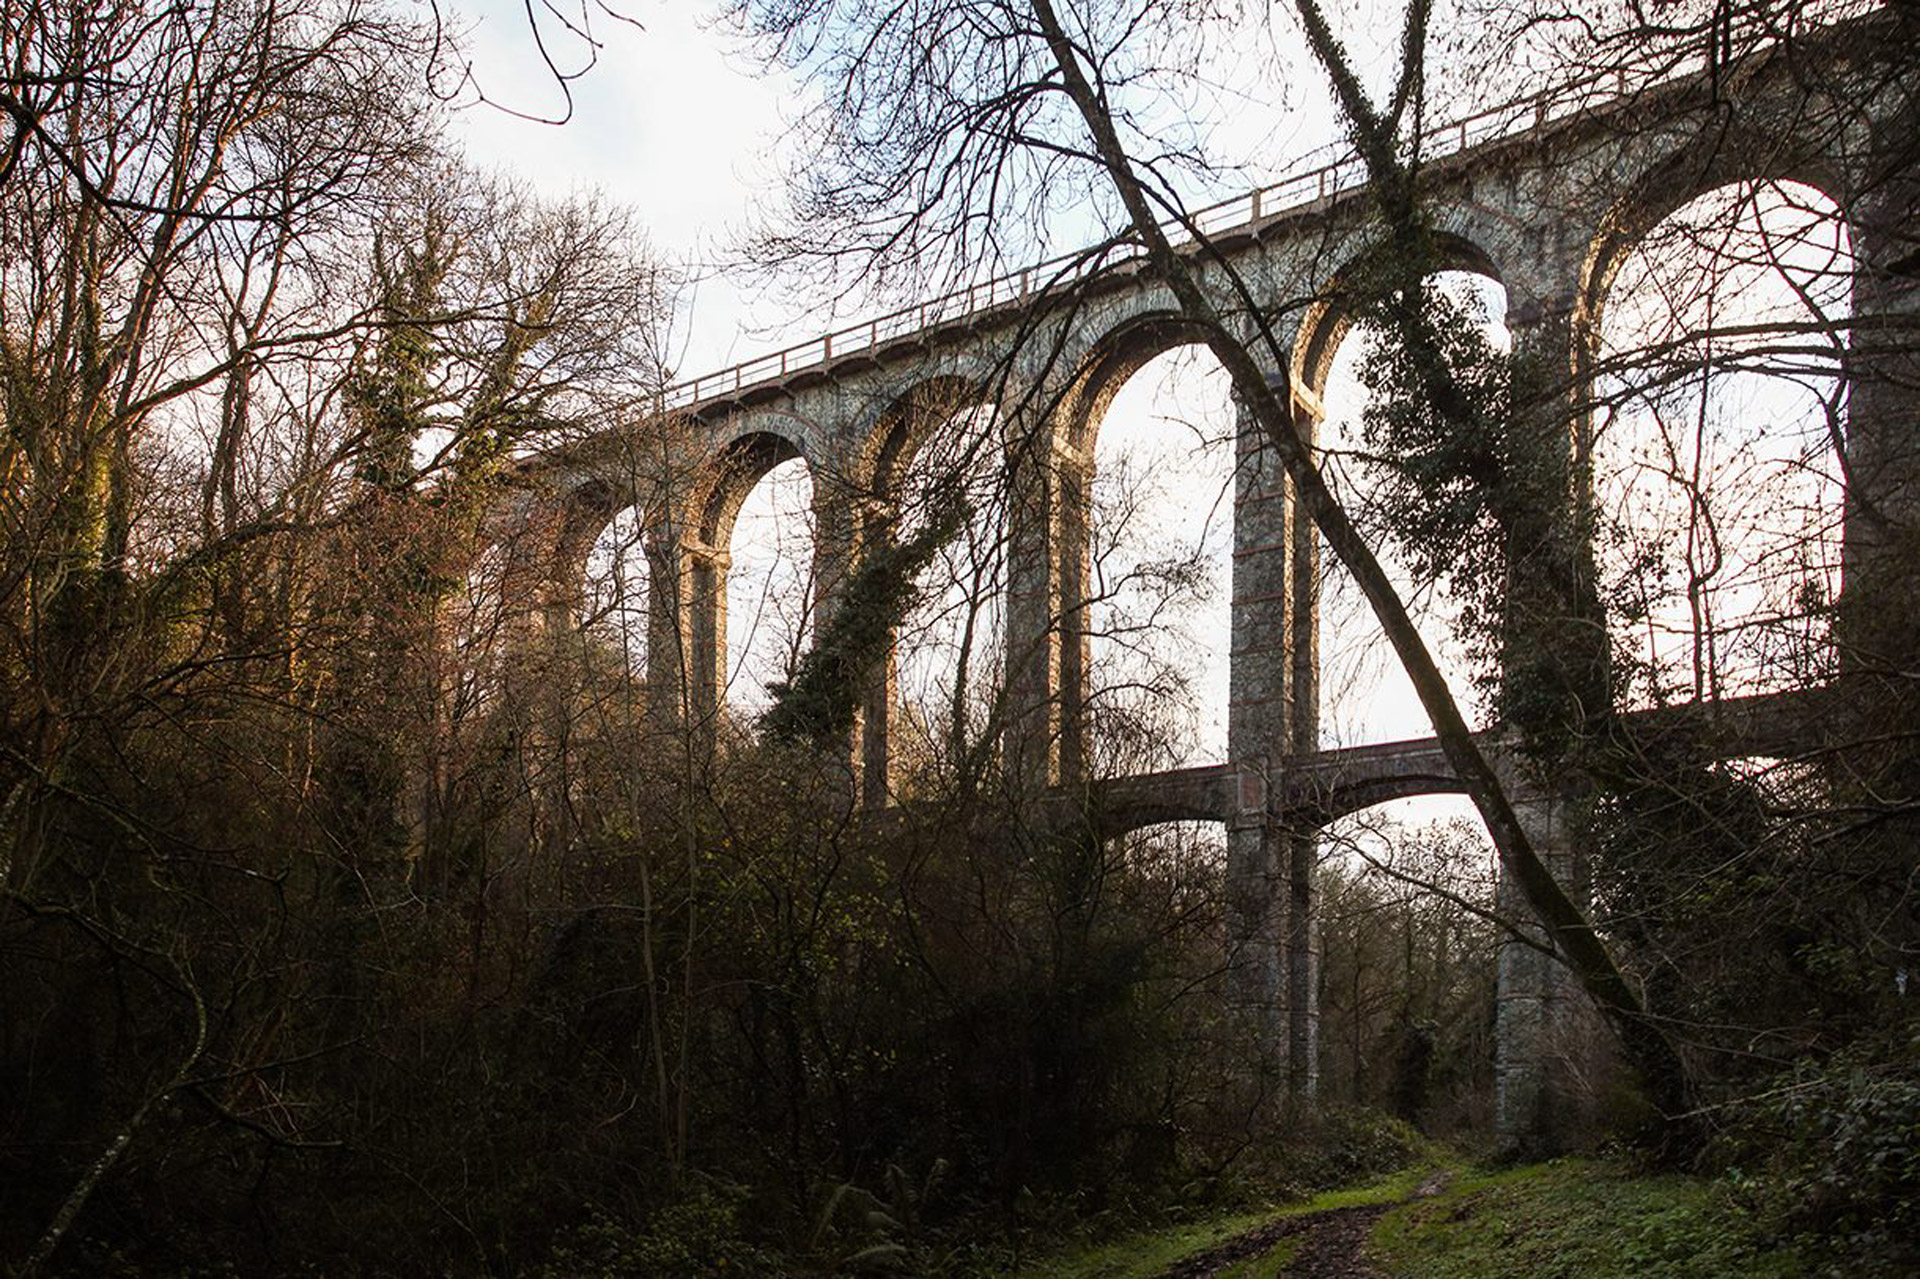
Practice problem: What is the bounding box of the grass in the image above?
[1369,1158,1842,1279]
[1007,1204,1288,1279]
[1209,1234,1301,1278]
[1010,1163,1446,1279]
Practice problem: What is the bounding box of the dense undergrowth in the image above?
[1371,1154,1913,1279]
[3,6,1915,1272]
[897,1139,1920,1279]
[517,1109,1430,1277]
[514,1065,1920,1279]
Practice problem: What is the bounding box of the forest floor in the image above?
[1152,1199,1392,1278]
[1017,1158,1858,1279]
[1152,1168,1449,1279]
[1366,1158,1844,1279]
[1012,1165,1440,1279]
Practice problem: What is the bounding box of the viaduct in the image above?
[496,7,1918,1152]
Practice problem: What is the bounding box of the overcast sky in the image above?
[441,0,1401,380]
[445,0,801,377]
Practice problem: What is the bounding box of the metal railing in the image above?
[663,2,1878,412]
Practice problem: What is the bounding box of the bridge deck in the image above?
[663,1,1877,416]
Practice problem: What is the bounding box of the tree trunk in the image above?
[1029,0,1698,1155]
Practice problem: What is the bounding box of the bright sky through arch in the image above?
[427,1,1523,868]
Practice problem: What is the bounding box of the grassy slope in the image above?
[1010,1158,1876,1279]
[1011,1165,1441,1279]
[1369,1158,1845,1279]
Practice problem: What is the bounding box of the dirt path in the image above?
[1156,1171,1449,1279]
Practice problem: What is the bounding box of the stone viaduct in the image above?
[497,7,1918,1153]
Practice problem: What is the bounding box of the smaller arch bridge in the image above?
[1063,685,1834,845]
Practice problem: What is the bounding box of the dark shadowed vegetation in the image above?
[2,0,1916,1274]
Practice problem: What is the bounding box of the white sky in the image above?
[442,0,1385,375]
[446,0,803,376]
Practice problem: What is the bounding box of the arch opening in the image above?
[725,454,817,719]
[1312,269,1510,747]
[1591,178,1852,708]
[701,430,803,549]
[580,505,653,678]
[879,391,1010,790]
[1081,342,1237,774]
[1316,794,1499,1133]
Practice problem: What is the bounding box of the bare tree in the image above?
[0,1,676,1263]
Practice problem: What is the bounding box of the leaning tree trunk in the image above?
[1029,0,1699,1154]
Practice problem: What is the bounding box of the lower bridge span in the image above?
[1056,686,1830,841]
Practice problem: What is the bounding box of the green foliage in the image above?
[798,1167,948,1274]
[1279,1109,1432,1191]
[1011,1160,1440,1279]
[761,489,971,745]
[1727,1040,1920,1274]
[1209,1236,1301,1278]
[1349,276,1520,707]
[998,1123,1428,1279]
[1355,280,1516,581]
[1352,267,1612,754]
[1010,1206,1285,1279]
[351,224,450,494]
[529,1184,781,1278]
[1371,1159,1836,1279]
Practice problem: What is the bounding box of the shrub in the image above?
[1737,1036,1920,1274]
[529,1183,781,1278]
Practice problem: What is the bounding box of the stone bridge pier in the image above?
[1218,377,1323,1095]
[1491,791,1595,1155]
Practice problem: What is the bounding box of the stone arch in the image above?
[695,426,810,551]
[1309,789,1504,1132]
[463,474,646,641]
[1579,134,1857,702]
[1084,794,1231,845]
[1289,772,1471,829]
[851,366,1002,497]
[518,439,716,723]
[554,477,645,592]
[663,425,820,727]
[1062,309,1243,774]
[1575,125,1854,352]
[1054,310,1218,451]
[1001,309,1231,788]
[1093,806,1226,844]
[434,474,674,778]
[570,478,666,679]
[838,370,1006,803]
[1290,231,1506,402]
[1286,234,1508,749]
